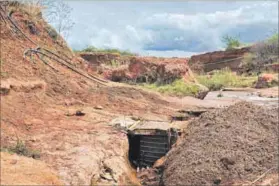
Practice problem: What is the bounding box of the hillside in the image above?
[0,2,187,185]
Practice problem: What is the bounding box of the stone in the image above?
[94,105,103,110]
[109,116,137,129]
[75,110,85,116]
[153,156,166,169]
[10,159,17,165]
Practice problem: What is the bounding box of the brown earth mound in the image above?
[189,47,251,72]
[162,102,278,186]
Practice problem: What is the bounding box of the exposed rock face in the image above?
[80,54,193,85]
[128,57,190,85]
[189,47,251,72]
[80,54,210,99]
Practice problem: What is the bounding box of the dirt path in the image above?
[205,88,278,108]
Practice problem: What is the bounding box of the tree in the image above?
[222,34,241,50]
[43,0,74,40]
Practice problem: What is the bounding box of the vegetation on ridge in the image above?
[75,45,137,56]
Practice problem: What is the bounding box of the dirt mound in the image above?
[162,102,278,186]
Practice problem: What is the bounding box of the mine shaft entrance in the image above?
[128,130,177,168]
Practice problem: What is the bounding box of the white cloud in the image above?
[140,2,277,52]
[88,28,123,49]
[64,1,278,56]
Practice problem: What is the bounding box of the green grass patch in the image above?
[141,79,201,97]
[1,140,40,159]
[196,68,257,91]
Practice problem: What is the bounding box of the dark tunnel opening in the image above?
[127,130,178,168]
[128,134,141,168]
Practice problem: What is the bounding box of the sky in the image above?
[49,1,278,57]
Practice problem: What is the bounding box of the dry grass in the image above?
[9,0,43,22]
[196,68,257,90]
[141,79,201,97]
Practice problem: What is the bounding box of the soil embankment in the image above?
[189,47,251,72]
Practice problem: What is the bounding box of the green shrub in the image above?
[196,68,257,90]
[222,35,241,50]
[3,140,41,159]
[142,79,201,97]
[82,46,98,52]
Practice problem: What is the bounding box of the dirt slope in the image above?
[0,2,179,185]
[162,102,278,186]
[1,152,62,185]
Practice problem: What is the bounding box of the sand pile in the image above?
[162,102,278,186]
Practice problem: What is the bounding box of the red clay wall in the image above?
[189,47,251,72]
